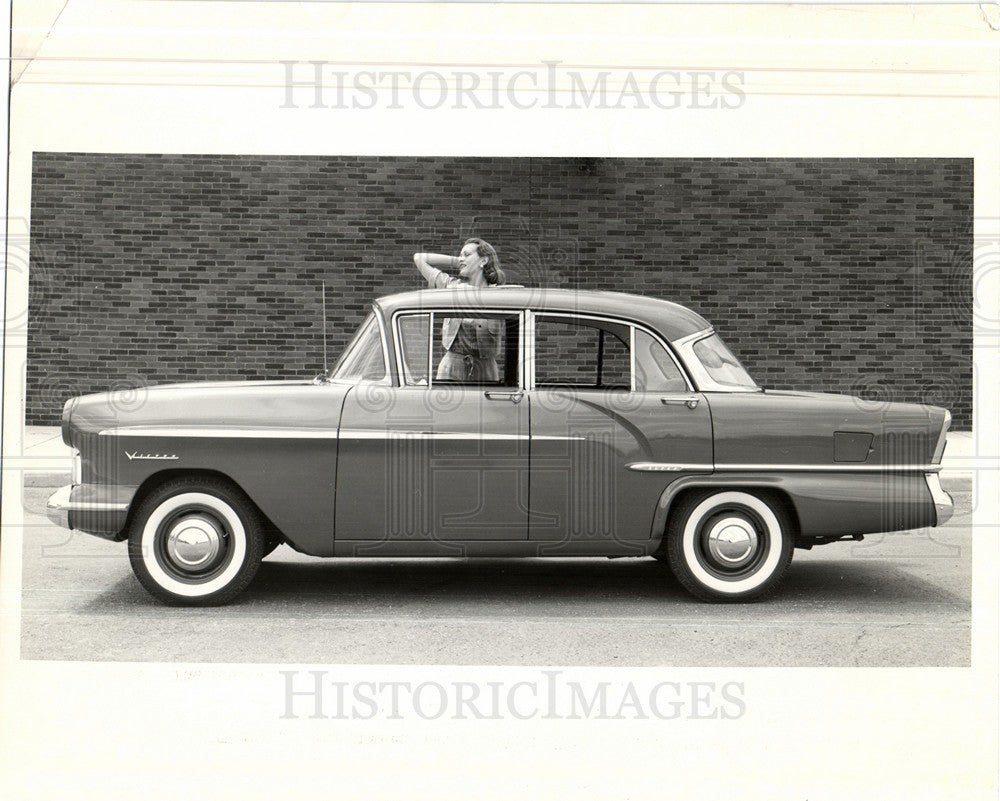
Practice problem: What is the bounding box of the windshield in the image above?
[692,334,758,390]
[331,313,387,382]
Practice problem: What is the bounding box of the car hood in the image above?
[63,379,351,441]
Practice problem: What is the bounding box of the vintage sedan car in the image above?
[47,287,953,605]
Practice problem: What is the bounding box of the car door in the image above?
[335,309,529,550]
[527,312,713,551]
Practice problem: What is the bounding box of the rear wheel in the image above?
[664,490,794,602]
[127,477,264,606]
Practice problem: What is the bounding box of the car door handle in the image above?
[485,390,524,404]
[661,396,699,410]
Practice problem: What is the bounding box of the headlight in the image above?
[61,399,74,444]
[72,449,82,484]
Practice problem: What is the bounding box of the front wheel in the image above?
[127,477,265,606]
[664,490,794,602]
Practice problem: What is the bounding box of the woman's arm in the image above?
[414,252,460,288]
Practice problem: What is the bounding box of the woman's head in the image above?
[458,238,505,286]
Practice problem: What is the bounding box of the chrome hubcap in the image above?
[166,515,222,569]
[706,516,759,569]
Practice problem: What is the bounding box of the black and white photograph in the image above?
[2,3,998,800]
[19,154,975,665]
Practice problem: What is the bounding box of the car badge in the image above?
[124,451,179,461]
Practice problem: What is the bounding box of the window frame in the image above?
[391,308,526,390]
[329,310,391,384]
[526,311,695,393]
[673,328,763,393]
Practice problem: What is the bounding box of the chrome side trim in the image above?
[628,463,714,472]
[925,472,954,525]
[628,462,943,473]
[101,427,339,439]
[339,431,585,441]
[101,426,588,441]
[342,431,528,441]
[932,410,951,464]
[714,463,943,473]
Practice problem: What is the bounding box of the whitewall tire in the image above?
[127,477,265,606]
[665,490,794,602]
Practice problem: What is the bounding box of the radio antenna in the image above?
[321,280,328,376]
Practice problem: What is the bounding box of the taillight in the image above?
[932,410,951,464]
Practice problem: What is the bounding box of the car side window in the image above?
[397,314,431,385]
[634,329,688,392]
[396,312,520,388]
[534,316,631,390]
[331,313,387,382]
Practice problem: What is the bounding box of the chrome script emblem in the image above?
[124,451,179,461]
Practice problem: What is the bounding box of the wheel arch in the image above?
[121,468,282,542]
[650,476,802,551]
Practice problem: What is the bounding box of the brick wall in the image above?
[26,155,972,428]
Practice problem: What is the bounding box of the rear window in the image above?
[692,334,758,390]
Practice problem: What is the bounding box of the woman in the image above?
[413,238,506,382]
[413,237,505,289]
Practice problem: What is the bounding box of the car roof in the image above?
[373,287,712,343]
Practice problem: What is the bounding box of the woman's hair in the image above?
[465,238,505,286]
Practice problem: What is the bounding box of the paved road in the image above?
[16,484,971,666]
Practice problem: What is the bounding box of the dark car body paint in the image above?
[64,380,350,555]
[334,385,530,548]
[64,482,137,537]
[705,391,945,468]
[528,389,712,550]
[57,291,949,557]
[647,472,935,544]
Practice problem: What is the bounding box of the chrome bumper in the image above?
[45,484,133,538]
[46,485,74,529]
[925,472,954,526]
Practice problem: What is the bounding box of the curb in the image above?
[24,472,70,488]
[941,475,973,493]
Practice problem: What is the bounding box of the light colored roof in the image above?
[374,287,711,343]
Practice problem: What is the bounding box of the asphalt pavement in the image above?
[17,481,972,667]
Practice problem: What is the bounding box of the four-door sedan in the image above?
[47,288,953,604]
